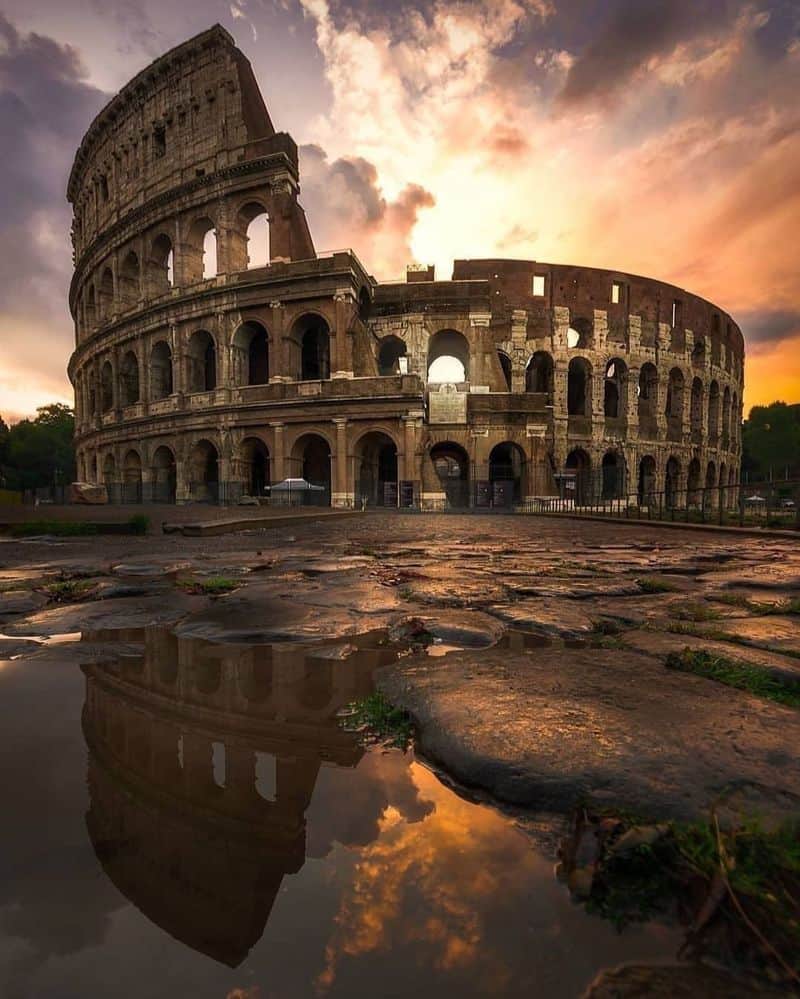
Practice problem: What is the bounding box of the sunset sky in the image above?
[0,0,798,422]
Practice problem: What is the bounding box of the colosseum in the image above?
[68,24,744,511]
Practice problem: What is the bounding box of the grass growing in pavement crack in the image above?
[637,576,681,594]
[176,576,240,596]
[41,579,99,603]
[339,692,414,750]
[666,648,800,708]
[670,601,722,623]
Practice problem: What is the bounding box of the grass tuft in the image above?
[666,647,800,708]
[41,578,99,603]
[637,576,680,594]
[339,692,414,750]
[177,575,240,596]
[671,601,722,623]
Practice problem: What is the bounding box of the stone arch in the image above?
[567,316,593,350]
[687,457,702,506]
[85,284,97,327]
[706,460,717,492]
[288,433,331,503]
[238,656,273,703]
[378,336,407,376]
[102,452,116,486]
[708,380,721,442]
[427,330,470,383]
[665,367,685,438]
[603,358,627,419]
[637,362,659,435]
[185,215,217,283]
[100,360,114,412]
[665,456,681,509]
[193,656,221,697]
[489,441,527,505]
[240,436,270,497]
[692,336,706,368]
[497,351,512,391]
[291,314,331,381]
[150,340,173,400]
[567,357,592,416]
[122,449,142,504]
[722,386,732,447]
[238,200,270,270]
[525,351,553,398]
[189,439,219,503]
[147,233,173,294]
[119,350,140,407]
[232,321,269,386]
[119,250,140,309]
[354,430,399,507]
[565,448,592,505]
[638,454,657,506]
[187,330,217,393]
[99,267,114,320]
[601,450,626,499]
[429,441,470,509]
[690,377,703,442]
[152,445,176,504]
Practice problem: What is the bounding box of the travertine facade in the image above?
[68,25,744,509]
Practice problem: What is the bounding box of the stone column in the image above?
[332,417,352,507]
[332,289,355,378]
[510,309,527,392]
[469,311,492,386]
[269,301,289,381]
[400,413,421,485]
[270,422,285,483]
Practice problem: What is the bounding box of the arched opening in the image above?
[187,330,216,393]
[565,448,592,505]
[567,317,592,349]
[665,368,684,440]
[719,462,727,510]
[150,341,173,400]
[497,351,512,392]
[289,434,331,504]
[638,455,657,506]
[355,431,398,507]
[152,445,176,504]
[241,437,270,498]
[687,458,702,506]
[85,285,97,327]
[103,453,116,488]
[525,351,553,399]
[194,658,222,697]
[186,217,217,283]
[122,450,142,504]
[427,330,469,384]
[232,322,269,386]
[489,442,526,506]
[100,361,114,412]
[293,315,330,381]
[604,359,627,419]
[119,351,140,407]
[99,267,114,320]
[378,336,407,376]
[692,337,705,368]
[430,442,470,509]
[637,363,658,436]
[706,460,717,505]
[708,381,720,443]
[119,251,139,309]
[722,387,731,448]
[690,378,703,443]
[148,233,173,294]
[240,202,270,269]
[665,456,681,509]
[601,451,625,499]
[189,440,219,503]
[567,357,591,416]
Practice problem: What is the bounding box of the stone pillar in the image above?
[593,309,608,354]
[270,422,285,483]
[332,290,355,378]
[400,414,421,484]
[332,417,352,507]
[510,309,527,392]
[469,310,492,387]
[626,364,640,437]
[269,301,289,382]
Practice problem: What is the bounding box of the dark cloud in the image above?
[558,0,737,107]
[737,309,800,347]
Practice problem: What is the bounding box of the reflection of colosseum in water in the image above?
[81,626,389,965]
[68,25,744,510]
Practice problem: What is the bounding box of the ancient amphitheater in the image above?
[68,25,744,510]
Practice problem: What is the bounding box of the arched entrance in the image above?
[355,432,398,507]
[187,331,216,392]
[489,442,526,507]
[241,438,270,498]
[638,455,657,507]
[232,322,269,385]
[567,358,592,416]
[601,451,625,500]
[152,446,176,504]
[687,457,702,507]
[190,440,219,503]
[665,456,681,509]
[289,434,331,505]
[565,449,592,505]
[427,330,470,384]
[122,450,142,504]
[525,351,553,398]
[430,442,470,509]
[292,316,331,381]
[378,336,407,376]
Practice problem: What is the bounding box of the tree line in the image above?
[0,404,76,492]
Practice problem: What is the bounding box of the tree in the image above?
[3,405,76,491]
[742,401,800,482]
[0,415,8,467]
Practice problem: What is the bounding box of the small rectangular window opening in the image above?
[672,299,682,329]
[532,275,545,297]
[611,282,621,305]
[154,128,166,158]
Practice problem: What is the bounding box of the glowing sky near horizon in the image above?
[0,0,798,422]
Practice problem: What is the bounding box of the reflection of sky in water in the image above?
[0,632,678,998]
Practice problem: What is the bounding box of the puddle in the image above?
[0,622,682,997]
